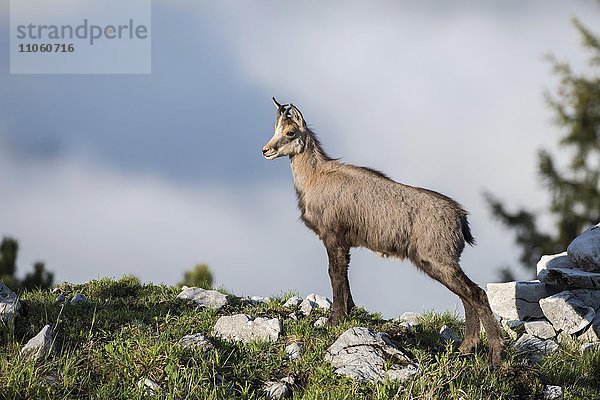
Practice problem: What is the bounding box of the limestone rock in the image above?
[487,281,558,320]
[314,317,328,328]
[285,342,304,360]
[578,314,600,343]
[513,333,558,363]
[20,325,53,360]
[178,333,214,350]
[439,325,460,344]
[177,287,229,310]
[137,378,160,395]
[0,281,21,324]
[396,312,421,328]
[540,291,595,334]
[242,296,271,305]
[567,223,600,272]
[524,320,556,340]
[567,288,600,308]
[543,385,563,400]
[282,296,303,308]
[55,294,67,303]
[538,267,600,289]
[299,293,332,316]
[325,327,418,383]
[70,293,87,304]
[264,381,289,399]
[212,314,281,343]
[537,252,577,275]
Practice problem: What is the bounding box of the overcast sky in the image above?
[1,1,599,317]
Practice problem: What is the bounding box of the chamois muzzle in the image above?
[262,145,278,160]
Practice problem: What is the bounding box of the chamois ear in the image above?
[289,104,306,128]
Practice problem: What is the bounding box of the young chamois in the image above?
[262,98,504,366]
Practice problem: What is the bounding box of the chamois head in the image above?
[262,97,308,160]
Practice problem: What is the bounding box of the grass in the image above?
[1,275,599,399]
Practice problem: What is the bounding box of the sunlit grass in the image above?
[0,276,599,399]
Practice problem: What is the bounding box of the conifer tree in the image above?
[486,17,600,280]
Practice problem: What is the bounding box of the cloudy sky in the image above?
[1,1,599,317]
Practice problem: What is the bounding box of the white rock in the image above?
[580,341,600,354]
[397,312,421,327]
[314,317,328,328]
[540,291,595,334]
[20,325,53,360]
[325,327,418,383]
[487,281,558,320]
[212,314,281,343]
[310,293,332,309]
[567,223,600,272]
[241,295,271,305]
[439,325,460,344]
[137,378,160,395]
[578,314,600,343]
[513,334,558,363]
[282,296,303,308]
[177,287,229,310]
[264,381,289,399]
[569,289,600,308]
[537,252,577,275]
[288,312,298,321]
[524,320,556,340]
[0,281,21,324]
[504,320,525,329]
[55,294,67,303]
[178,333,214,350]
[70,293,87,304]
[538,266,600,289]
[285,342,304,360]
[543,385,563,400]
[299,293,332,316]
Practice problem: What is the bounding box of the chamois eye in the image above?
[286,130,295,137]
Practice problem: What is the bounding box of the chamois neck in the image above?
[289,131,331,188]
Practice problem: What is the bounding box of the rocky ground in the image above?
[488,223,600,366]
[1,276,600,399]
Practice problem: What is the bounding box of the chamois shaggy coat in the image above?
[262,98,504,366]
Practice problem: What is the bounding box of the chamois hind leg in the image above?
[345,275,355,311]
[418,259,504,366]
[459,301,481,353]
[323,238,352,324]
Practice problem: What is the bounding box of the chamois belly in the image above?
[300,198,412,259]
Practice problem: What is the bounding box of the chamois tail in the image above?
[461,214,476,246]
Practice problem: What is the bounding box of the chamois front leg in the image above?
[324,239,352,324]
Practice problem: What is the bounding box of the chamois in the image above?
[262,98,504,366]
